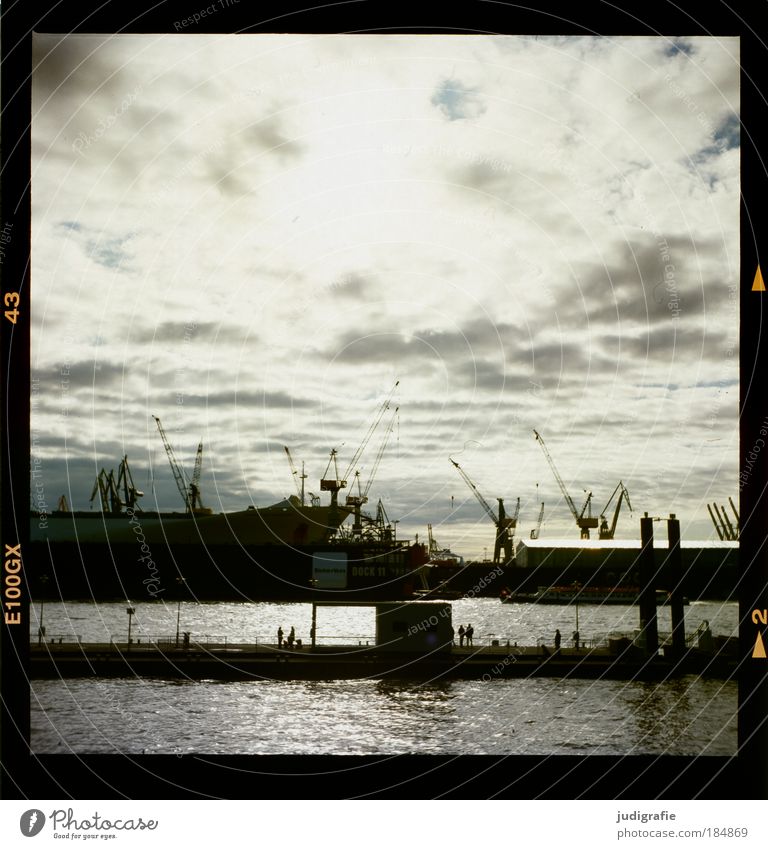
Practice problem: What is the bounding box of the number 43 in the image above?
[4,291,19,324]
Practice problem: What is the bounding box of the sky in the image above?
[30,33,740,557]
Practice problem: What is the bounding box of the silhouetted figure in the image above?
[466,624,474,646]
[554,629,561,651]
[572,630,580,649]
[277,626,284,648]
[288,626,295,648]
[458,625,465,647]
[182,631,190,650]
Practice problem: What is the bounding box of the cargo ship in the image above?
[28,452,429,602]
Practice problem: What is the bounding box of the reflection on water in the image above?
[29,598,738,756]
[31,675,736,756]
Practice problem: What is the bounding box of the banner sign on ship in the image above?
[312,552,348,588]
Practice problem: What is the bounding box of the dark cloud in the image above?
[602,325,729,361]
[59,359,128,388]
[547,234,732,332]
[244,117,304,161]
[187,390,314,408]
[329,272,371,299]
[130,321,227,345]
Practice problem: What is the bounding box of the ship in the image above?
[28,452,429,602]
[500,585,689,605]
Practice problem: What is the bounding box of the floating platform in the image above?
[29,640,737,682]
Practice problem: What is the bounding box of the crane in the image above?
[284,446,307,505]
[153,415,191,512]
[320,448,345,506]
[598,481,632,539]
[90,468,120,513]
[450,457,514,563]
[530,502,544,539]
[116,455,144,511]
[533,430,598,539]
[342,380,399,484]
[707,500,739,540]
[188,442,208,512]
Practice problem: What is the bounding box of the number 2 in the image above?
[752,609,768,625]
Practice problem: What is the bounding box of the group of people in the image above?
[277,625,297,648]
[457,623,474,647]
[553,628,581,651]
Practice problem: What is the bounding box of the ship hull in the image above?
[26,539,429,602]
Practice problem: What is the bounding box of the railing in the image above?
[34,633,82,644]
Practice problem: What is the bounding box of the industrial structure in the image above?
[450,457,517,563]
[534,429,599,538]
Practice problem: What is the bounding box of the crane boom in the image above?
[533,430,579,520]
[343,380,399,482]
[153,415,190,511]
[534,429,598,538]
[450,458,498,523]
[530,502,544,539]
[599,481,632,539]
[284,446,306,504]
[363,406,398,499]
[707,503,725,540]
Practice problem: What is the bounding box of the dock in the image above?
[29,639,737,681]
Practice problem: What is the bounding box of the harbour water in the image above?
[29,598,738,756]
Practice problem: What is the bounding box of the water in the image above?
[29,599,738,756]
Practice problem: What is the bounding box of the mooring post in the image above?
[638,513,659,656]
[667,513,686,656]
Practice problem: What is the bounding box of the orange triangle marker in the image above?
[752,266,765,292]
[753,631,766,658]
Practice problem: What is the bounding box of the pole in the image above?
[38,598,45,645]
[311,603,317,649]
[638,513,658,656]
[126,606,135,649]
[667,514,686,656]
[176,601,181,648]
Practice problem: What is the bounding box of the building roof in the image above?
[517,538,738,551]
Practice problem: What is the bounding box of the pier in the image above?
[30,635,737,682]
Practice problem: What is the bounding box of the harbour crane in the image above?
[153,416,189,511]
[189,442,207,512]
[598,481,632,539]
[450,457,515,563]
[284,446,307,505]
[116,455,144,511]
[90,468,120,513]
[533,429,598,538]
[707,499,739,540]
[530,502,545,539]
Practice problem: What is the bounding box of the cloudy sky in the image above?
[31,33,740,556]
